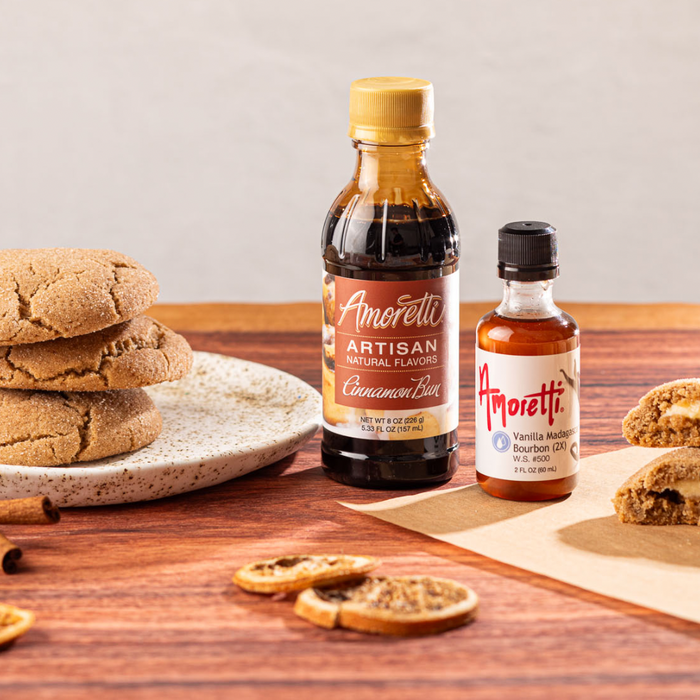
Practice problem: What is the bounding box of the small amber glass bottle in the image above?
[475,222,580,501]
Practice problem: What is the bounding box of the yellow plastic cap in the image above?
[348,77,435,144]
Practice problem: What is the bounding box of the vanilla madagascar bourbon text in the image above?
[324,275,458,440]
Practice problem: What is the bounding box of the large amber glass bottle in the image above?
[321,77,460,489]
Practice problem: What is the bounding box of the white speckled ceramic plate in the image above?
[0,352,321,507]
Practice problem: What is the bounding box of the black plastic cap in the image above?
[498,221,559,281]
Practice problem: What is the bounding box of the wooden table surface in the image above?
[2,303,700,700]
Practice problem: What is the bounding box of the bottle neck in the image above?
[352,141,431,190]
[496,280,560,319]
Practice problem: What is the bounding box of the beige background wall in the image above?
[0,0,698,303]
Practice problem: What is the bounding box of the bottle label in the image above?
[323,272,459,440]
[475,347,580,481]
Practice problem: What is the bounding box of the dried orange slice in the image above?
[233,554,380,593]
[0,604,35,648]
[294,575,479,636]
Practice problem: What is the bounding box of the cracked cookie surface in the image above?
[613,447,700,525]
[0,315,192,391]
[623,379,700,447]
[0,388,162,466]
[0,249,159,345]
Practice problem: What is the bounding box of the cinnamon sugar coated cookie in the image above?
[0,388,162,466]
[623,379,700,447]
[613,447,700,525]
[0,249,159,345]
[0,315,192,391]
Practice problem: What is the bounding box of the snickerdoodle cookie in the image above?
[0,388,162,466]
[613,447,700,525]
[623,379,700,447]
[0,249,159,345]
[0,316,192,391]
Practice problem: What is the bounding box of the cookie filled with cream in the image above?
[623,379,700,447]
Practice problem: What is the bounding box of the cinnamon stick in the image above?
[0,496,60,525]
[0,534,21,574]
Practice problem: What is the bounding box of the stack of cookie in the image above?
[614,379,700,525]
[0,249,192,467]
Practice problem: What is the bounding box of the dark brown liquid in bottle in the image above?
[322,203,459,488]
[476,310,579,500]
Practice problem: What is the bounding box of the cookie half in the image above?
[0,388,162,466]
[294,575,479,636]
[623,379,700,447]
[613,447,700,525]
[233,554,381,593]
[0,316,192,391]
[0,249,159,345]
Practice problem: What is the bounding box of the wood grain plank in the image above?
[1,328,699,699]
[148,302,700,333]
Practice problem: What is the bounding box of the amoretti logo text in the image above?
[478,363,566,431]
[337,291,446,332]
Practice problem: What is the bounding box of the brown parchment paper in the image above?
[342,447,700,624]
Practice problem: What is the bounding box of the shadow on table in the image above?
[348,484,566,535]
[557,515,700,569]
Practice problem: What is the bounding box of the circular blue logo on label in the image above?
[492,431,511,453]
